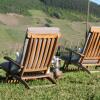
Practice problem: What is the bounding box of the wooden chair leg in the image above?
[78,64,91,74]
[46,77,56,84]
[95,66,98,69]
[86,66,88,69]
[63,52,72,71]
[63,61,70,71]
[78,66,80,70]
[14,75,30,89]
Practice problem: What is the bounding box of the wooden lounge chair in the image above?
[62,26,100,74]
[2,27,61,89]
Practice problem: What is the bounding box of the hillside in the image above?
[0,0,100,21]
[42,0,100,17]
[0,1,100,99]
[0,0,100,57]
[0,0,43,15]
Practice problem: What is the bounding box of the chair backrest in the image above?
[80,26,100,64]
[20,27,60,74]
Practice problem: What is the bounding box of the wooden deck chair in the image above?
[3,27,61,89]
[62,26,100,74]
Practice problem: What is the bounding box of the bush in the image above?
[51,11,61,19]
[0,0,44,15]
[45,18,52,24]
[44,7,63,19]
[44,23,51,27]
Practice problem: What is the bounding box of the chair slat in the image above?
[23,37,33,67]
[44,38,57,68]
[88,32,97,57]
[91,33,99,57]
[39,39,51,69]
[46,38,58,69]
[94,34,100,57]
[28,39,37,68]
[82,33,91,55]
[28,33,58,38]
[85,32,95,57]
[84,57,100,59]
[96,40,100,57]
[36,39,47,69]
[21,38,29,66]
[33,39,42,69]
[22,67,47,72]
[32,39,41,69]
[44,39,55,67]
[91,27,100,32]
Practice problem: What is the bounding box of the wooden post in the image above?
[86,0,90,40]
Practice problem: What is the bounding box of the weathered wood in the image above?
[40,39,51,68]
[36,39,46,69]
[4,27,60,88]
[63,26,100,73]
[27,33,59,38]
[80,28,100,65]
[91,26,100,32]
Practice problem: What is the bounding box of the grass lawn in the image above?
[0,70,100,100]
[0,9,100,100]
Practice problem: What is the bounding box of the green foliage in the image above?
[45,18,52,24]
[44,18,52,27]
[42,0,100,17]
[44,7,64,19]
[0,0,44,15]
[44,23,51,27]
[43,6,99,21]
[0,0,99,21]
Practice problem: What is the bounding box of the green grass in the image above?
[0,0,100,21]
[0,71,100,100]
[0,0,44,15]
[0,8,100,100]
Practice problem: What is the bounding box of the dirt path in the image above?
[0,13,23,26]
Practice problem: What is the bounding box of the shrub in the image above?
[45,18,52,24]
[44,23,51,27]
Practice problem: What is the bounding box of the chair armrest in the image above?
[4,56,22,68]
[65,47,84,57]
